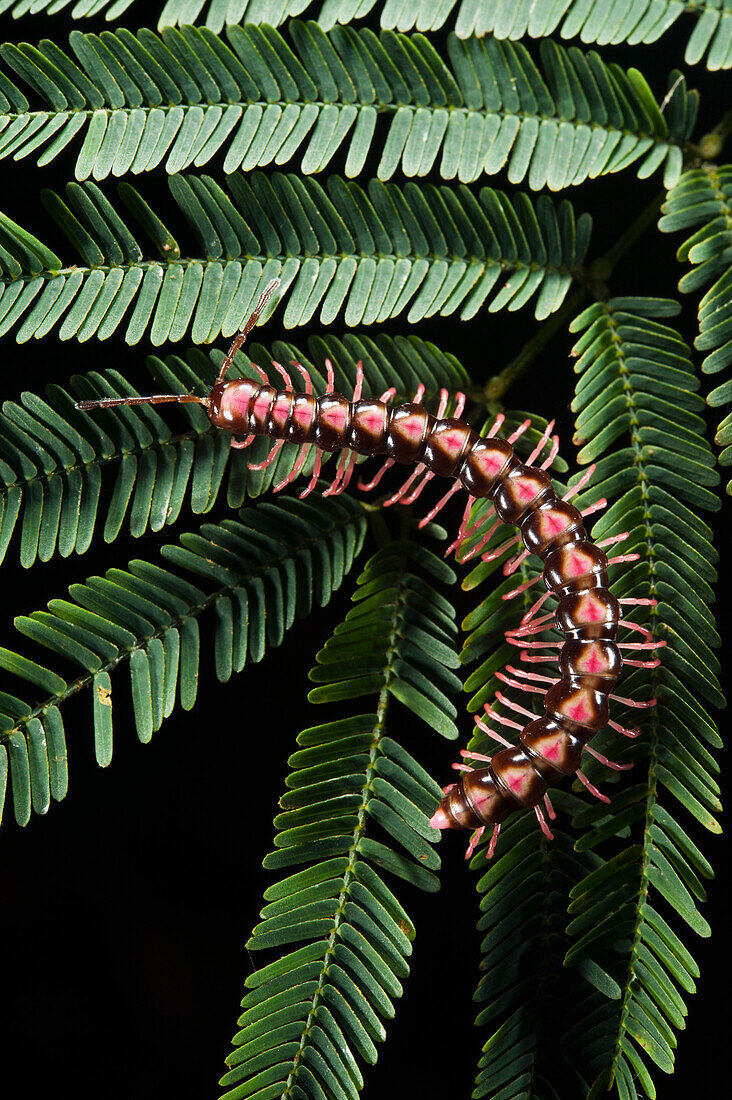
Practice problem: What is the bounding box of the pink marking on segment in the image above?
[535,805,554,840]
[486,823,501,859]
[322,405,347,428]
[465,826,485,860]
[361,410,384,431]
[476,449,508,476]
[563,696,590,723]
[579,648,606,674]
[576,770,610,804]
[540,737,562,762]
[253,395,273,417]
[294,404,313,426]
[584,745,633,771]
[442,430,465,454]
[505,768,530,796]
[579,595,604,623]
[401,414,425,439]
[544,793,557,820]
[567,550,592,577]
[544,510,572,536]
[271,395,291,425]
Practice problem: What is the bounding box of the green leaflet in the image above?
[563,296,723,1099]
[0,22,695,187]
[223,525,460,1100]
[149,0,732,71]
[0,329,467,567]
[0,490,366,827]
[658,163,732,493]
[0,172,592,342]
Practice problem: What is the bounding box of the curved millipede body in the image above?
[75,280,661,858]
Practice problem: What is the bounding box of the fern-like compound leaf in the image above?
[0,490,366,827]
[0,330,467,567]
[0,171,592,343]
[221,526,460,1100]
[564,296,722,1098]
[150,0,732,71]
[0,0,135,18]
[0,22,695,188]
[658,163,732,493]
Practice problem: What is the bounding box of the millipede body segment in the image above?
[76,280,659,858]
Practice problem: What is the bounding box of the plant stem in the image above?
[480,191,664,404]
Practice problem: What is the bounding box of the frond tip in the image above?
[0,491,366,827]
[222,525,461,1100]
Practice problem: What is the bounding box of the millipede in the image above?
[76,280,662,860]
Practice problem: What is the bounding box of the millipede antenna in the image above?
[74,277,281,414]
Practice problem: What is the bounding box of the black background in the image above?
[0,7,729,1099]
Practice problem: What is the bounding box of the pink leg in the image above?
[325,358,335,394]
[494,691,534,720]
[563,464,596,501]
[479,705,524,732]
[401,469,434,505]
[520,590,552,625]
[456,517,503,562]
[273,443,311,492]
[412,383,426,404]
[608,553,640,566]
[419,480,461,527]
[503,574,543,601]
[300,450,323,498]
[539,435,560,470]
[507,418,531,444]
[460,748,492,763]
[495,670,547,695]
[486,824,501,859]
[358,458,395,492]
[620,597,657,607]
[323,449,352,497]
[544,793,557,820]
[231,435,256,450]
[351,361,364,403]
[535,804,554,840]
[445,495,480,557]
[584,745,633,771]
[379,386,397,403]
[272,361,293,390]
[576,769,610,804]
[384,464,425,506]
[249,437,285,470]
[609,720,642,739]
[486,414,505,438]
[623,658,661,669]
[465,826,485,860]
[336,452,358,494]
[525,420,554,466]
[503,546,529,575]
[609,692,656,708]
[292,362,313,394]
[452,391,466,418]
[581,498,607,519]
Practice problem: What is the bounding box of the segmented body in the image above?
[77,282,658,857]
[208,374,632,843]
